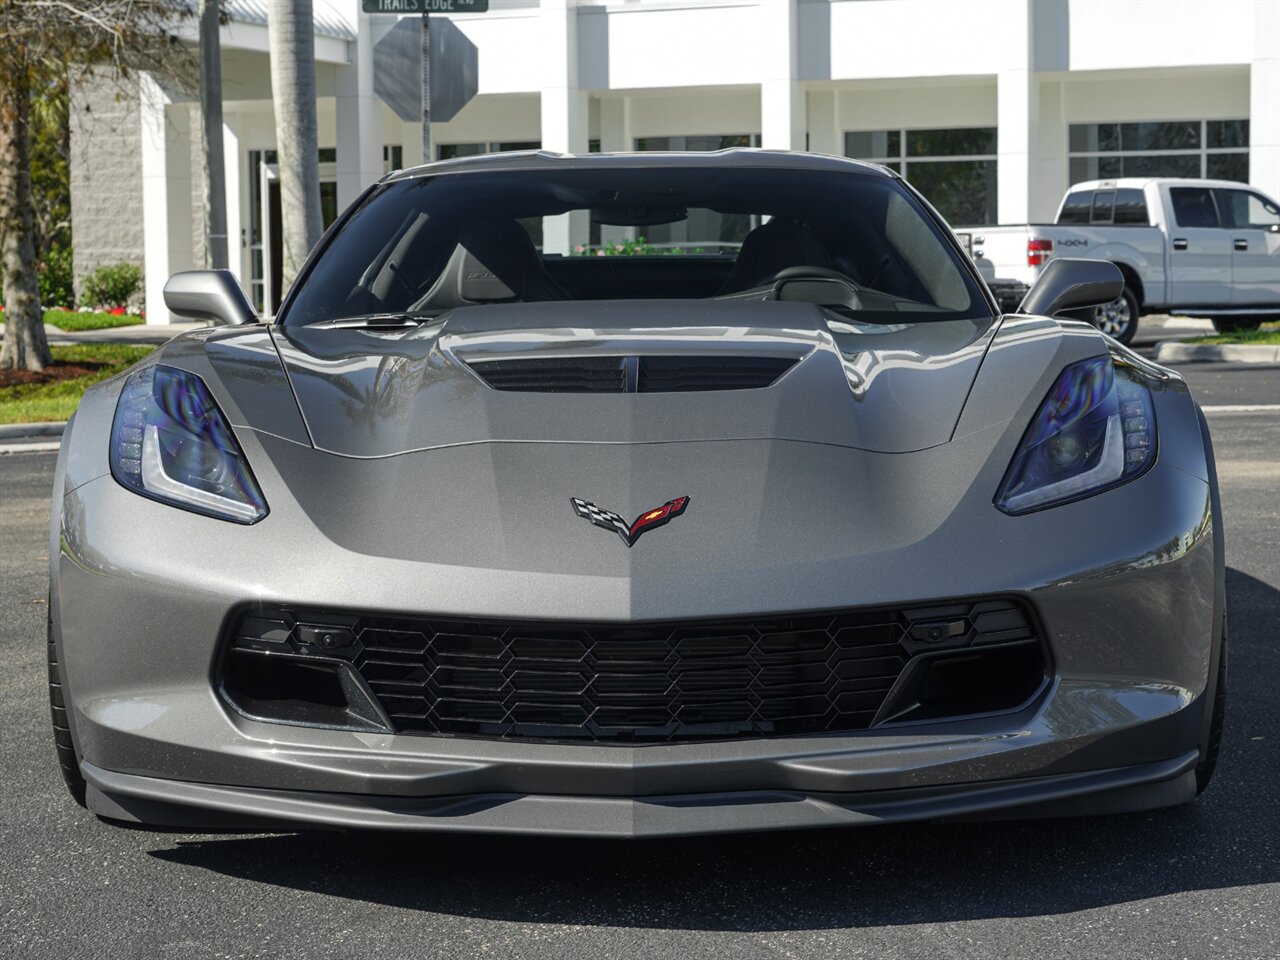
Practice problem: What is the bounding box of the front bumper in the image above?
[52,371,1221,835]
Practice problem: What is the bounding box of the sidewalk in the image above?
[40,321,210,345]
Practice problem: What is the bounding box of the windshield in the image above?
[282,164,991,327]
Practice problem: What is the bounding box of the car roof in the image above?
[385,148,898,182]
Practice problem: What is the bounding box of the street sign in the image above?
[364,0,490,161]
[374,16,478,124]
[362,0,488,13]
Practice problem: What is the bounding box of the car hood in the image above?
[264,300,998,459]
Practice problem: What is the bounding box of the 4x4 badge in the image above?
[571,496,689,548]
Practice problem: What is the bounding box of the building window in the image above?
[436,140,540,161]
[383,145,403,173]
[633,134,760,152]
[1067,120,1249,184]
[844,127,998,227]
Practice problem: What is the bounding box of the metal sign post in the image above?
[421,13,430,160]
[362,0,489,161]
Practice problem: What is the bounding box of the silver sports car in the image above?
[49,151,1225,837]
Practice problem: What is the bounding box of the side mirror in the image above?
[163,270,258,326]
[1017,258,1124,317]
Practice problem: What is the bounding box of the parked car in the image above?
[50,151,1225,836]
[960,178,1280,343]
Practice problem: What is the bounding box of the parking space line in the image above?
[0,441,62,455]
[1201,405,1280,414]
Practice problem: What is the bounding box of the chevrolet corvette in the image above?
[49,150,1225,836]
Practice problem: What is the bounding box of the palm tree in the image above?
[266,0,321,295]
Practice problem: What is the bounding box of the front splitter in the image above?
[83,752,1198,838]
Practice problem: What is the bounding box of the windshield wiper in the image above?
[308,313,438,330]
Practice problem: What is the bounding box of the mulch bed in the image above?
[0,361,108,388]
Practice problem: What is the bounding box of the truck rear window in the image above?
[1057,188,1148,226]
[1058,192,1092,223]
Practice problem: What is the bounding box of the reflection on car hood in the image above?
[269,300,998,458]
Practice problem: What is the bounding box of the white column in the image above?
[759,0,804,151]
[1251,0,1280,199]
[997,0,1036,225]
[807,89,837,156]
[222,115,244,287]
[335,11,384,211]
[140,73,193,325]
[541,0,588,254]
[598,97,632,249]
[1030,80,1067,223]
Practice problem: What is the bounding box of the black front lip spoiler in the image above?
[82,751,1199,838]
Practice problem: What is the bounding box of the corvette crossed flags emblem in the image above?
[571,496,690,548]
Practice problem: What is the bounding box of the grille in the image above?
[226,599,1042,743]
[464,355,796,393]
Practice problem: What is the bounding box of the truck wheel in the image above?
[1210,317,1263,334]
[1078,287,1140,344]
[48,597,87,808]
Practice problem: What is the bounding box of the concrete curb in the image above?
[0,421,66,440]
[1155,341,1280,364]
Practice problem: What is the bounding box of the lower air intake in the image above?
[223,599,1048,743]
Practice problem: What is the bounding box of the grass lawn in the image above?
[43,309,145,332]
[0,343,154,424]
[1186,322,1280,346]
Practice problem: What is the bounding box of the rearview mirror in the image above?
[163,270,258,326]
[1017,258,1124,318]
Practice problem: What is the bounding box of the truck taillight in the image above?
[1028,238,1053,266]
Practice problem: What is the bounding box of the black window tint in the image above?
[439,142,485,160]
[282,169,989,325]
[905,127,996,158]
[904,159,997,226]
[1170,188,1220,228]
[1207,152,1249,183]
[1119,121,1200,151]
[1068,123,1119,152]
[1058,191,1093,224]
[1090,190,1115,224]
[1207,120,1249,149]
[844,130,900,159]
[1069,155,1121,183]
[1113,188,1149,225]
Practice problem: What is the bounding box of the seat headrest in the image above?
[415,219,569,311]
[717,218,833,294]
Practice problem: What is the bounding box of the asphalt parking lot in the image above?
[1,348,1277,959]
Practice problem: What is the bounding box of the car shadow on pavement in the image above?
[147,566,1279,931]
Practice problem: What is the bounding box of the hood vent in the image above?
[465,355,797,393]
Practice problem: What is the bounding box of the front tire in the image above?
[48,598,87,808]
[1074,285,1140,344]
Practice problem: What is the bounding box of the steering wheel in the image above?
[766,265,856,286]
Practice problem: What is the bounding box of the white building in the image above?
[67,0,1280,324]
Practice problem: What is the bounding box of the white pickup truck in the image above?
[960,178,1280,343]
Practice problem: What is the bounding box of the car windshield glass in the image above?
[282,164,991,326]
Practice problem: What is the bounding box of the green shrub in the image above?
[80,262,143,310]
[38,245,75,308]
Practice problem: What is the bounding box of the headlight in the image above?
[995,355,1155,515]
[109,365,268,523]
